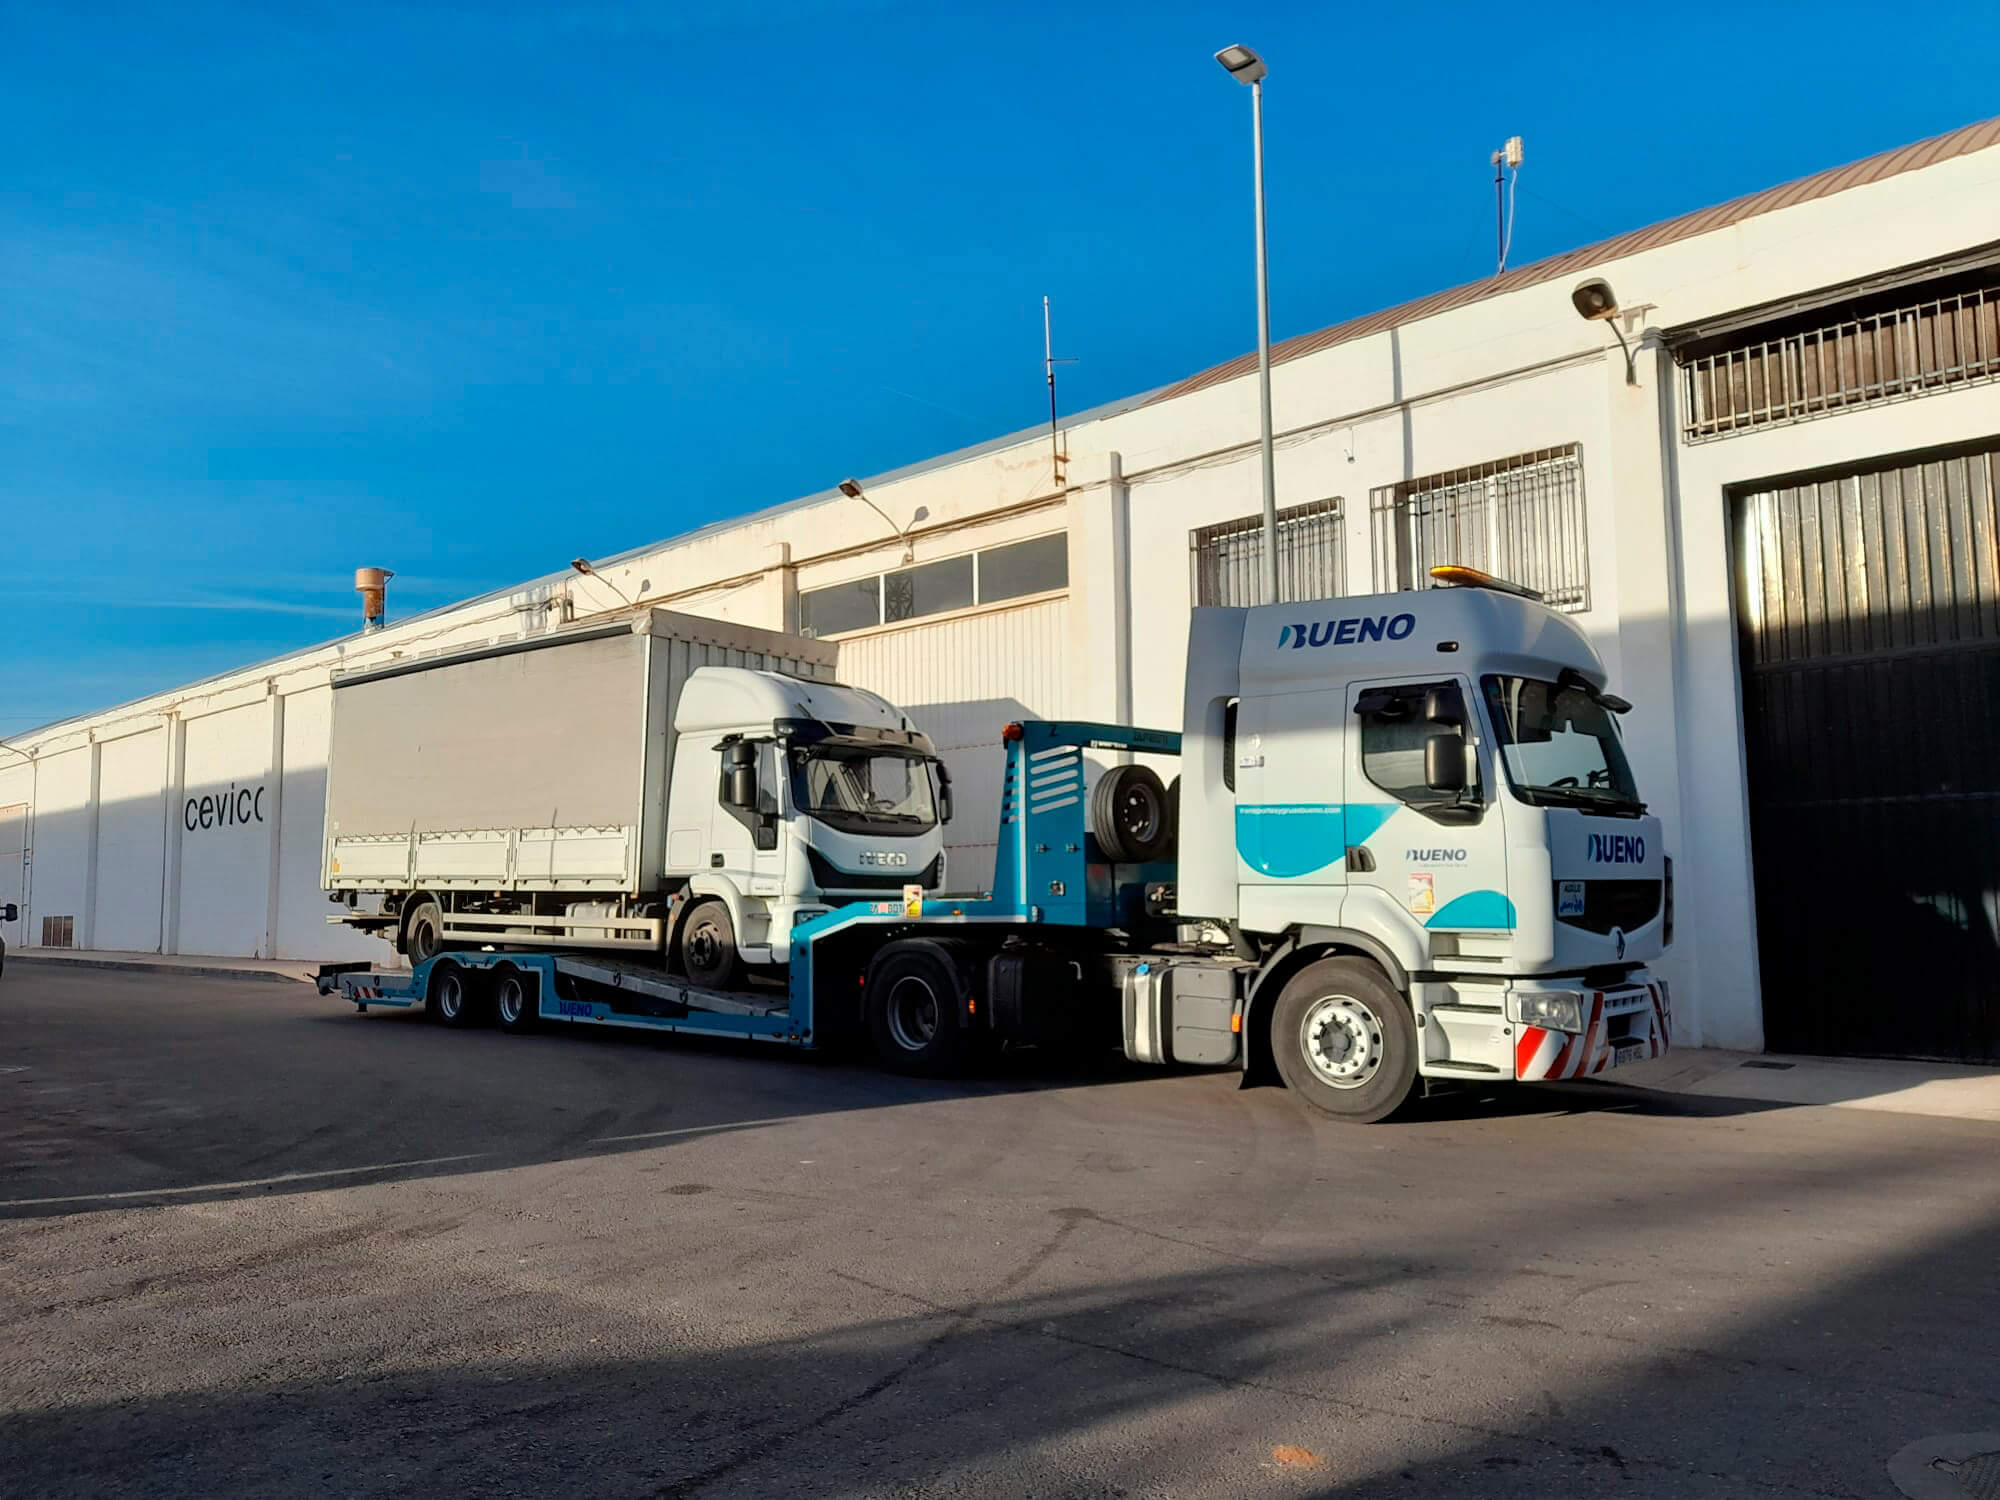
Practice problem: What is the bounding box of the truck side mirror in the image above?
[1424,686,1462,726]
[0,902,15,923]
[936,763,954,824]
[723,742,758,810]
[1424,732,1466,794]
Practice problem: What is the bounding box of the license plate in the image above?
[1613,1042,1645,1067]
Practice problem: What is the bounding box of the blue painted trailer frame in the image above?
[322,719,1183,1049]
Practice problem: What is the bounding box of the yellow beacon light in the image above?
[1426,565,1545,602]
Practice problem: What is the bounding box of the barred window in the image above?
[1680,273,2000,441]
[1190,498,1343,606]
[1369,445,1589,612]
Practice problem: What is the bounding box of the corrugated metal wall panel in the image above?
[1735,441,2000,1061]
[836,599,1070,890]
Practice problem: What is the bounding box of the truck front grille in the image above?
[1556,879,1661,935]
[806,849,943,892]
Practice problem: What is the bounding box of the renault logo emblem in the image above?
[1613,927,1627,961]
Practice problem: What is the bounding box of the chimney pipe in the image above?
[354,567,393,632]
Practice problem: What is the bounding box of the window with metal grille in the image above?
[1189,498,1343,606]
[1681,277,2000,441]
[40,915,73,949]
[1369,445,1589,613]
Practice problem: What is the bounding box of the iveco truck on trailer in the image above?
[321,608,950,987]
[323,569,1670,1122]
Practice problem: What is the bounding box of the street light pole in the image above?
[1217,44,1279,604]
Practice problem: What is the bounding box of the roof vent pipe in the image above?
[354,567,393,632]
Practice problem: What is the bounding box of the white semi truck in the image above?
[323,569,1670,1123]
[321,608,951,986]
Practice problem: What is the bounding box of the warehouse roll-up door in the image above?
[838,599,1070,891]
[1735,441,2000,1061]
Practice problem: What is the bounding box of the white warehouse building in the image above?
[6,116,2000,1062]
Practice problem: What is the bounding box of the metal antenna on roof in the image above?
[1492,136,1524,275]
[1044,296,1077,488]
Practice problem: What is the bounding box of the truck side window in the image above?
[1357,682,1474,806]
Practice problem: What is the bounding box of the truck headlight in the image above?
[1513,989,1584,1033]
[792,907,828,928]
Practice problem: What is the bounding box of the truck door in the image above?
[1342,676,1511,949]
[1235,690,1349,890]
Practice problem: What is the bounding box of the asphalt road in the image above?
[3,963,1998,1499]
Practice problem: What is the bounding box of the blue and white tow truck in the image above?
[321,568,1672,1122]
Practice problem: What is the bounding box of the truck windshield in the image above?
[791,748,938,833]
[1481,675,1644,813]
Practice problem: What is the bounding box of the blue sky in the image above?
[5,0,1997,731]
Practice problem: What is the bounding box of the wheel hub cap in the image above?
[1301,995,1384,1089]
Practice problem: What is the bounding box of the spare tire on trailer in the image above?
[1091,764,1171,863]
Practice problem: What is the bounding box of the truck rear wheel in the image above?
[428,961,480,1029]
[681,900,743,990]
[866,943,971,1077]
[1269,957,1417,1123]
[493,966,539,1034]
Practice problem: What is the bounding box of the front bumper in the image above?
[1513,979,1671,1082]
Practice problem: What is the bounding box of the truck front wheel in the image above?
[403,900,445,966]
[1269,958,1417,1124]
[866,944,971,1077]
[681,900,744,990]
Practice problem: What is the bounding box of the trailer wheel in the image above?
[866,944,970,1077]
[403,900,445,966]
[681,900,744,990]
[428,962,479,1029]
[493,966,539,1034]
[1269,957,1417,1124]
[1091,765,1170,863]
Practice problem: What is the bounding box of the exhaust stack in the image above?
[354,567,393,632]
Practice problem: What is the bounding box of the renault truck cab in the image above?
[1176,567,1670,1117]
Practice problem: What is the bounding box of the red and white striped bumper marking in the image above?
[1514,983,1670,1081]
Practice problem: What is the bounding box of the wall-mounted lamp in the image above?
[1572,277,1638,386]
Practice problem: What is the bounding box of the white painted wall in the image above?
[174,701,275,959]
[27,747,92,944]
[93,728,166,953]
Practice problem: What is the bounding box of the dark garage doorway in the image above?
[1734,439,2000,1062]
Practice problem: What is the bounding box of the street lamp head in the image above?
[1214,44,1266,84]
[837,478,864,498]
[1571,277,1620,322]
[569,557,596,576]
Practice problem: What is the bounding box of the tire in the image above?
[428,961,479,1029]
[403,900,445,966]
[1091,764,1171,863]
[1269,957,1417,1123]
[681,899,744,990]
[493,965,540,1034]
[865,942,972,1077]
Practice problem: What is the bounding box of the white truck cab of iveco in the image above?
[666,667,951,974]
[1176,567,1671,1106]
